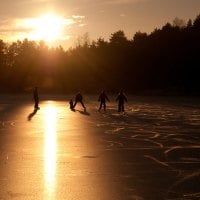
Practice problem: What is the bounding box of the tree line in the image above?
[0,14,200,95]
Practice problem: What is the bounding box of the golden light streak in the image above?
[44,103,57,199]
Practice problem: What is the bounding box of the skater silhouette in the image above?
[69,99,74,110]
[98,90,110,111]
[116,89,127,112]
[33,87,39,110]
[73,92,86,110]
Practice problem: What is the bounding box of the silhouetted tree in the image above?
[173,17,186,28]
[109,30,128,46]
[193,14,200,30]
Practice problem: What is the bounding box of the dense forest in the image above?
[0,14,200,95]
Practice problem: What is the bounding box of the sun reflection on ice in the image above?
[44,103,57,199]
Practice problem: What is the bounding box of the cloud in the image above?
[0,18,28,33]
[120,14,126,17]
[72,15,85,19]
[79,23,87,27]
[102,0,143,5]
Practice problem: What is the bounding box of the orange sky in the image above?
[0,0,200,49]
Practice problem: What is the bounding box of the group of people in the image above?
[69,90,128,112]
[33,87,128,113]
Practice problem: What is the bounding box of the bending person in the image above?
[73,92,86,110]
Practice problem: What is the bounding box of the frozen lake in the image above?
[0,95,200,200]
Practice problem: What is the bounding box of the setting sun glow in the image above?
[22,14,72,41]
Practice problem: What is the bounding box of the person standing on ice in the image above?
[33,87,39,110]
[73,92,86,111]
[69,99,74,110]
[98,90,110,111]
[116,89,127,112]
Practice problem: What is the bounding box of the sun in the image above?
[13,13,76,46]
[34,15,63,41]
[24,14,67,41]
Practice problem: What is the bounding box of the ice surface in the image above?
[0,95,200,200]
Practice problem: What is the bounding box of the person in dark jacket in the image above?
[116,90,127,112]
[73,92,86,110]
[98,90,110,111]
[69,99,74,110]
[33,87,39,110]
